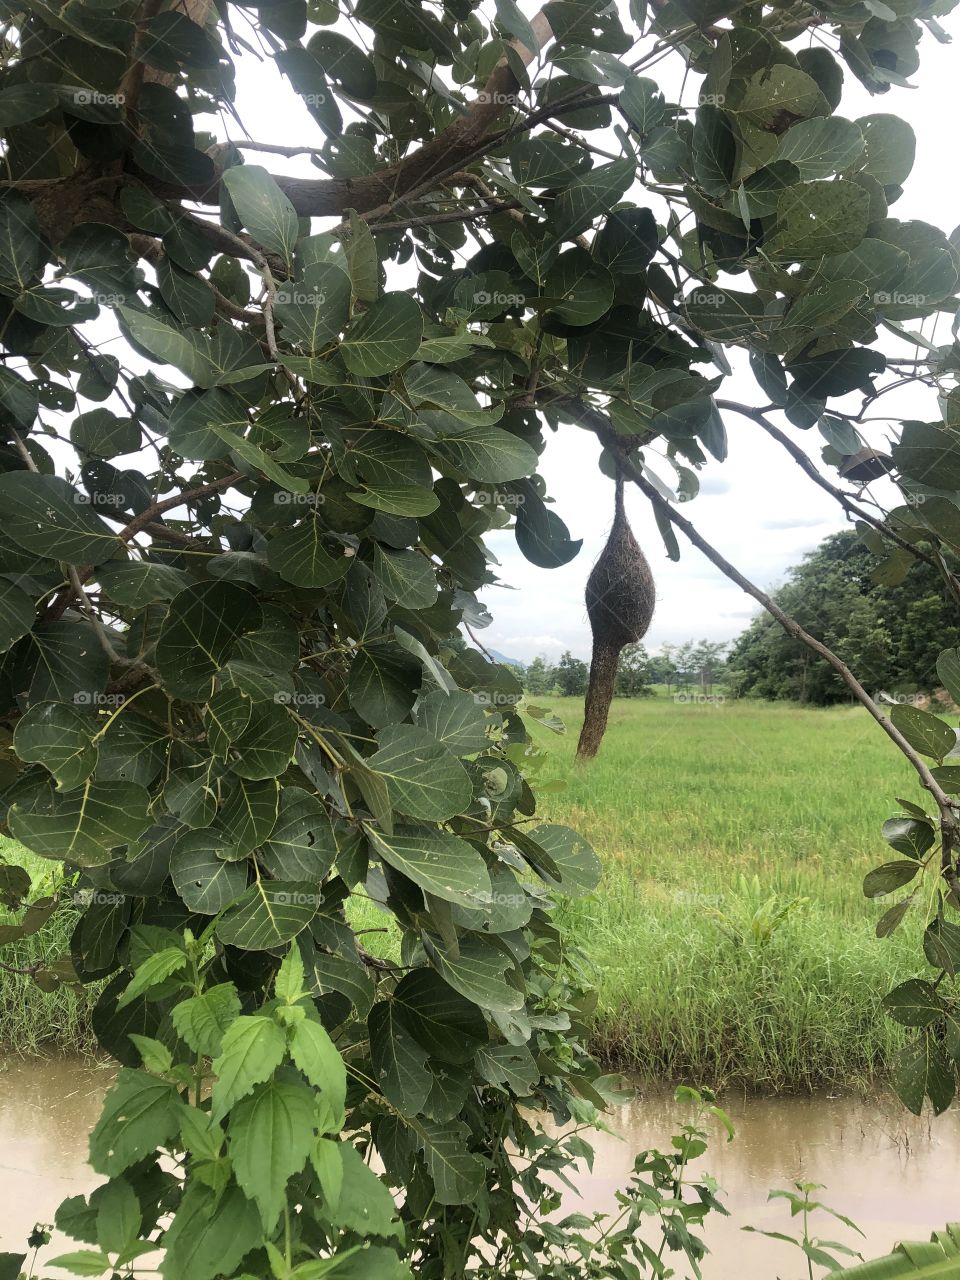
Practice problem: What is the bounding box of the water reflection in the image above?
[1,1060,958,1278]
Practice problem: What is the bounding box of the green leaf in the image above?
[14,701,97,789]
[428,422,538,482]
[274,262,352,351]
[366,825,490,907]
[343,209,379,303]
[10,781,151,866]
[94,1178,141,1255]
[71,409,141,458]
[289,1018,347,1116]
[368,726,472,822]
[0,473,120,565]
[890,704,956,761]
[425,935,523,1012]
[619,75,665,134]
[88,1069,180,1175]
[229,701,298,779]
[546,159,635,244]
[156,581,261,701]
[882,979,942,1027]
[118,307,218,386]
[259,787,339,880]
[223,166,300,268]
[391,968,487,1063]
[172,983,241,1058]
[215,879,320,949]
[863,860,920,899]
[141,10,223,69]
[339,293,424,375]
[593,207,659,274]
[267,518,352,588]
[417,1118,485,1205]
[229,1078,316,1230]
[348,640,421,728]
[0,578,35,653]
[767,180,870,261]
[330,1144,403,1239]
[117,947,187,1008]
[882,817,934,859]
[517,823,601,896]
[212,1014,287,1121]
[857,113,916,186]
[170,831,249,914]
[0,83,59,126]
[894,1032,956,1116]
[368,1001,430,1113]
[415,690,489,756]
[310,1138,343,1213]
[370,545,438,610]
[543,248,614,325]
[936,649,960,706]
[45,1250,112,1275]
[775,117,865,180]
[161,1184,262,1280]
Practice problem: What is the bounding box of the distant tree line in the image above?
[520,640,728,698]
[727,530,960,705]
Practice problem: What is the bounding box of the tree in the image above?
[689,640,727,694]
[522,654,554,695]
[0,0,957,1272]
[615,642,654,697]
[728,532,960,705]
[554,650,589,697]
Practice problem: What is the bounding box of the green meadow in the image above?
[0,696,930,1090]
[530,695,922,1091]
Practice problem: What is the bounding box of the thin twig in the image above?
[574,400,960,894]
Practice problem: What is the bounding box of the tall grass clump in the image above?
[0,840,99,1055]
[534,696,924,1089]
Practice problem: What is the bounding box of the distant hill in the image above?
[488,647,524,668]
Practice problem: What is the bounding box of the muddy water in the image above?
[2,1059,959,1277]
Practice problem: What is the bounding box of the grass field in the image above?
[529,695,922,1091]
[0,696,930,1089]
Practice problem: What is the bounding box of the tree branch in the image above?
[716,399,960,596]
[569,398,960,894]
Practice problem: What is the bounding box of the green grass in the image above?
[529,696,924,1091]
[0,840,100,1056]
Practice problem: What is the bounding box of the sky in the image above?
[213,6,958,663]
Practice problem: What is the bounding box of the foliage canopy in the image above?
[0,0,958,1273]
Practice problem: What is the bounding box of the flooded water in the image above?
[1,1058,959,1276]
